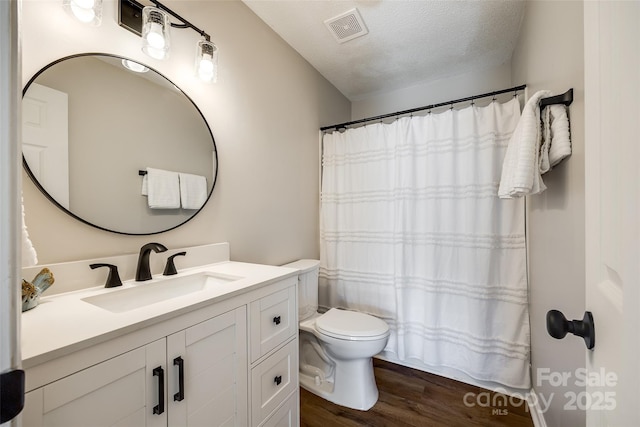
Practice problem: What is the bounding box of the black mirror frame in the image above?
[22,52,218,236]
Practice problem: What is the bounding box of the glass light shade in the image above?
[195,40,218,83]
[63,0,102,26]
[141,7,170,60]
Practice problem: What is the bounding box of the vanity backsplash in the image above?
[21,243,231,296]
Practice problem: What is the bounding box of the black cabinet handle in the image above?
[547,310,595,350]
[173,357,185,402]
[274,375,282,386]
[273,316,281,325]
[153,366,165,415]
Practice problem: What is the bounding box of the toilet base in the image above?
[299,357,379,411]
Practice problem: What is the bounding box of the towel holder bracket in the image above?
[539,88,574,110]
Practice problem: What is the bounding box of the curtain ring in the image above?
[449,103,454,110]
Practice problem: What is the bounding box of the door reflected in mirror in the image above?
[22,54,217,235]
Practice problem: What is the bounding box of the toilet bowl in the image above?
[284,260,390,411]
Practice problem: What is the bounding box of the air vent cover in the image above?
[324,8,368,44]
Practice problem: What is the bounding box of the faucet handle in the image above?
[90,263,123,288]
[163,252,187,276]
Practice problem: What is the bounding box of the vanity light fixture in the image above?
[195,39,218,83]
[121,59,149,73]
[141,6,170,60]
[118,0,218,83]
[63,0,103,26]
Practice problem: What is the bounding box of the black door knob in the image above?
[546,310,595,350]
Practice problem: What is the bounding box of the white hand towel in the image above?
[146,167,180,209]
[179,173,207,210]
[539,106,554,174]
[540,104,572,173]
[22,195,38,267]
[547,104,572,168]
[141,174,148,196]
[498,90,552,198]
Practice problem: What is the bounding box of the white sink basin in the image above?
[82,272,242,313]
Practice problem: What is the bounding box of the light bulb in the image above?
[70,3,95,23]
[63,0,102,26]
[145,46,167,60]
[199,56,214,73]
[145,23,166,49]
[73,0,94,8]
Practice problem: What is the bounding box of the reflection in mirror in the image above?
[22,54,217,235]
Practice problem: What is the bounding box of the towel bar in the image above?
[539,88,574,110]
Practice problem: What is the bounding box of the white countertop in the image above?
[21,261,298,368]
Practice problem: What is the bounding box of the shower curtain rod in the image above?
[322,86,575,132]
[321,85,528,131]
[321,84,533,132]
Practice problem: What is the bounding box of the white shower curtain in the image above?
[319,98,530,389]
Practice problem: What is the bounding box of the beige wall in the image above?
[351,62,512,120]
[511,1,586,426]
[21,0,350,265]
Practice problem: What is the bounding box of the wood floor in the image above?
[300,358,534,427]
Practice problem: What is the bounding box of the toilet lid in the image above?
[316,308,389,340]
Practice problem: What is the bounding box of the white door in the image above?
[584,1,640,426]
[22,82,70,209]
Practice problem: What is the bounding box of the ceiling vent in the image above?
[324,8,368,44]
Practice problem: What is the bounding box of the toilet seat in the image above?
[316,308,390,341]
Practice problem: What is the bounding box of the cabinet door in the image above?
[167,306,248,427]
[21,339,166,427]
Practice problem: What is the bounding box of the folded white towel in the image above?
[498,90,552,198]
[141,175,148,196]
[146,167,180,209]
[179,173,208,210]
[22,195,38,267]
[547,104,572,168]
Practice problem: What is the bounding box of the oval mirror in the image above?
[22,53,217,235]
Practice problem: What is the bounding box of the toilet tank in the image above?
[282,259,320,321]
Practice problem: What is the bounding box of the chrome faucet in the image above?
[136,242,168,281]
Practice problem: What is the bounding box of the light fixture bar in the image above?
[118,0,210,41]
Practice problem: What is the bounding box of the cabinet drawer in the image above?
[259,391,299,427]
[250,285,296,362]
[251,339,298,427]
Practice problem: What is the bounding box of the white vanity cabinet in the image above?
[21,271,298,427]
[23,306,247,427]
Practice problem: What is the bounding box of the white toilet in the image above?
[284,260,390,411]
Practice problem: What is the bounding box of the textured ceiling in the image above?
[242,0,525,101]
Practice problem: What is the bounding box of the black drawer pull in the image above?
[153,366,165,415]
[273,316,281,325]
[274,375,282,386]
[173,357,185,402]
